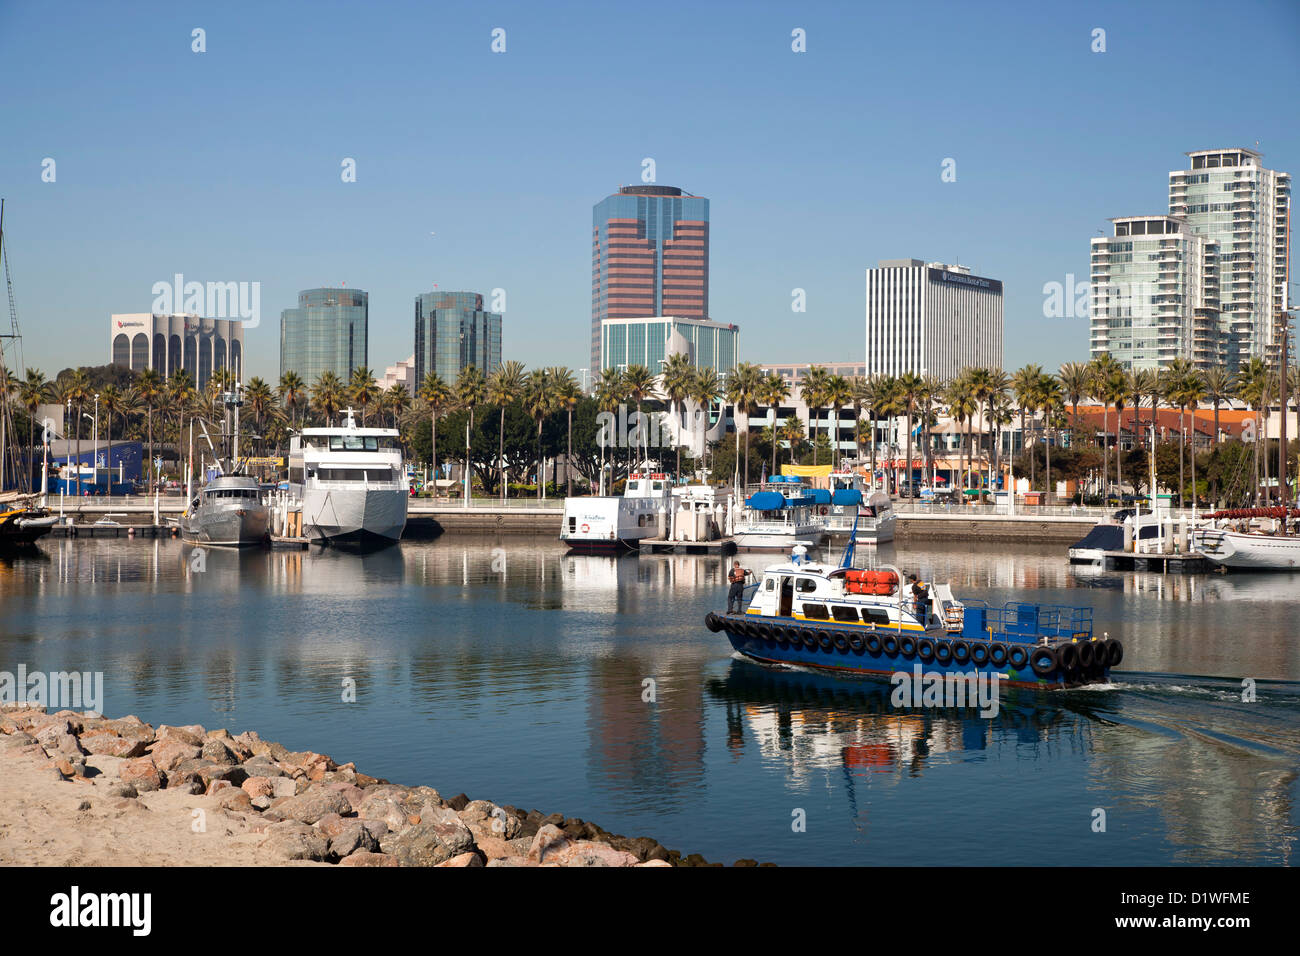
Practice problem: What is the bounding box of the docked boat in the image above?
[732,479,827,551]
[706,522,1119,689]
[288,409,408,549]
[180,474,270,547]
[1193,508,1300,571]
[824,470,894,542]
[0,504,58,547]
[560,472,673,553]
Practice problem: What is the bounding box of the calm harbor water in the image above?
[2,536,1297,866]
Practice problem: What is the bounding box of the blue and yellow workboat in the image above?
[706,527,1120,689]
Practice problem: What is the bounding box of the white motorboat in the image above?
[560,472,674,552]
[733,480,828,551]
[1193,508,1300,571]
[288,409,408,549]
[824,470,895,543]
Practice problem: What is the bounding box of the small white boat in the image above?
[823,471,894,543]
[1193,508,1300,571]
[561,472,673,552]
[733,481,828,551]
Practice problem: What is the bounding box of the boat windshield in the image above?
[326,435,400,452]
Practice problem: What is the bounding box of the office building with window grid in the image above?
[413,290,502,386]
[280,288,368,384]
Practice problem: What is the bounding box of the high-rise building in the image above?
[413,290,502,386]
[865,260,1003,380]
[280,288,368,384]
[1089,216,1221,371]
[1168,148,1291,368]
[377,354,417,395]
[110,313,244,389]
[599,315,737,375]
[591,185,709,372]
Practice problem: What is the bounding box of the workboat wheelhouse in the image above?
[707,529,1120,688]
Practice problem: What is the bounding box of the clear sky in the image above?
[1,0,1297,383]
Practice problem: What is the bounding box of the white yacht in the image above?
[560,472,674,552]
[733,480,828,551]
[1193,508,1300,571]
[823,471,895,543]
[288,409,408,549]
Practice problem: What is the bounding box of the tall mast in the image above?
[0,199,29,494]
[1280,319,1289,514]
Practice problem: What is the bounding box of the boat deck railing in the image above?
[958,600,1092,642]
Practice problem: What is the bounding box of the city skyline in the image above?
[2,0,1298,384]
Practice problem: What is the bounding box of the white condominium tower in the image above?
[1093,148,1291,373]
[1169,148,1290,369]
[865,259,1003,380]
[1089,216,1220,371]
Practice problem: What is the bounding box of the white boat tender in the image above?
[561,472,674,552]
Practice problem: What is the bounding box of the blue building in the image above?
[413,290,502,386]
[280,288,369,384]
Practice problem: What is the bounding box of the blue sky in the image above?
[1,0,1297,383]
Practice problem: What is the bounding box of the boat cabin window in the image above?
[802,603,829,620]
[206,488,259,499]
[862,608,891,625]
[764,578,775,591]
[326,435,399,452]
[316,467,395,481]
[831,605,859,623]
[795,577,818,593]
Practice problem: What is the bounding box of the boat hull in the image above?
[561,536,640,554]
[1194,529,1300,570]
[714,614,1112,689]
[181,508,269,548]
[302,486,407,548]
[0,510,57,547]
[733,528,828,551]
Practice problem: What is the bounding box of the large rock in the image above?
[541,841,640,867]
[527,824,569,863]
[358,795,412,834]
[379,813,476,867]
[80,732,149,759]
[338,851,399,867]
[259,822,329,862]
[119,757,164,793]
[149,739,201,772]
[460,800,522,840]
[242,776,274,799]
[155,725,204,747]
[200,738,240,766]
[275,786,352,825]
[328,823,380,859]
[106,717,154,741]
[436,852,484,868]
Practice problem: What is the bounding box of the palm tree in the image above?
[824,374,853,470]
[1162,360,1195,508]
[551,367,581,497]
[1037,373,1063,501]
[488,360,526,499]
[895,372,923,495]
[65,369,92,495]
[800,366,831,466]
[858,375,892,489]
[918,375,944,488]
[522,368,553,498]
[1088,354,1123,498]
[1106,374,1127,495]
[688,367,723,475]
[726,362,763,489]
[1125,369,1152,457]
[18,369,49,485]
[244,378,275,455]
[1010,364,1042,490]
[945,375,978,491]
[621,364,658,475]
[349,367,380,425]
[1058,361,1090,449]
[381,383,410,431]
[594,367,628,489]
[418,372,451,496]
[455,366,488,499]
[312,370,344,427]
[1201,366,1233,446]
[660,353,696,482]
[1234,358,1269,504]
[760,372,790,480]
[278,370,306,432]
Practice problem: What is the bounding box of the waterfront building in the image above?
[377,354,417,395]
[591,185,709,372]
[599,315,736,376]
[279,288,368,384]
[1089,216,1221,371]
[864,260,1004,380]
[413,290,502,386]
[110,313,244,388]
[1168,148,1291,368]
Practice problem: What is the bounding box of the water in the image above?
[1,537,1297,866]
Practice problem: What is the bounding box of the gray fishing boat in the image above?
[180,474,269,547]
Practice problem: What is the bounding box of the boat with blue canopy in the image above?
[732,477,828,551]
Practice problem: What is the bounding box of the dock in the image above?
[1100,550,1211,573]
[637,537,736,556]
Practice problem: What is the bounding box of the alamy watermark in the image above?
[151,272,261,328]
[597,404,674,449]
[889,664,1004,718]
[1,665,104,714]
[1043,275,1156,321]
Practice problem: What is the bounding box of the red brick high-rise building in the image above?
[591,185,709,375]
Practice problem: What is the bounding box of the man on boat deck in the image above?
[727,561,750,614]
[908,573,930,619]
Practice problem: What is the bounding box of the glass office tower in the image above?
[413,290,502,385]
[280,288,368,384]
[591,185,709,373]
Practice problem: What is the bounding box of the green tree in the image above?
[488,360,526,499]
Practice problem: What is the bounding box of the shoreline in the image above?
[0,704,766,868]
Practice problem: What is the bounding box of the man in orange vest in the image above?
[727,561,750,614]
